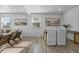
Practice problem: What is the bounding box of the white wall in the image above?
[63,6,79,31]
[63,6,79,40]
[0,13,63,37]
[24,13,63,37]
[0,13,28,35]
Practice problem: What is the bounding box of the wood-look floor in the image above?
[22,37,79,53]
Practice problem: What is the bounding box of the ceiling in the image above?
[0,5,77,14]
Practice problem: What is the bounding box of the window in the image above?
[32,17,41,28]
[1,16,12,33]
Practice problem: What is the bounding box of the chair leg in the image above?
[13,39,18,44]
[19,37,22,41]
[8,41,13,47]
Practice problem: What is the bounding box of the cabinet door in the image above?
[57,30,66,45]
[47,30,56,45]
[74,33,79,44]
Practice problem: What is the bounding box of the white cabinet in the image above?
[47,30,66,45]
[47,30,56,45]
[57,30,66,45]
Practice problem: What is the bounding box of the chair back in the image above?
[0,33,12,46]
[16,31,22,37]
[10,32,17,40]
